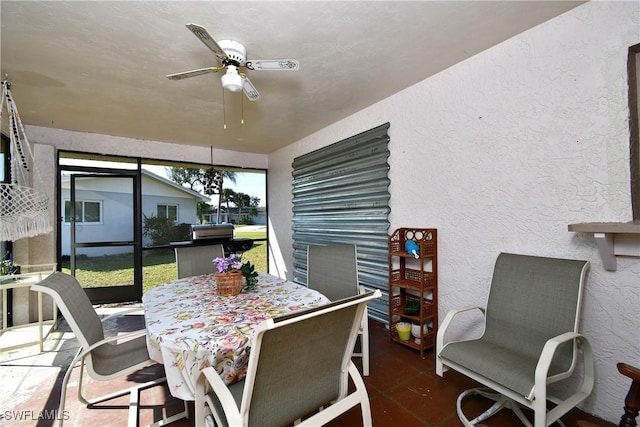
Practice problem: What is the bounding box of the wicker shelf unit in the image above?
[388,227,438,358]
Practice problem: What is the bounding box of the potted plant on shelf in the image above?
[1,252,20,277]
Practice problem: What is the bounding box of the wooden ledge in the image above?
[568,221,640,233]
[568,221,640,271]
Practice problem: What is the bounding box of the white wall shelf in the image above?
[568,222,640,271]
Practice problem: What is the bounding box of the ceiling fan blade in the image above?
[185,23,228,64]
[247,59,299,71]
[240,74,260,101]
[167,67,223,80]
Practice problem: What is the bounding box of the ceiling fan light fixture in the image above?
[221,67,243,92]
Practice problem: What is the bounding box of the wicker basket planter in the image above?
[215,270,243,296]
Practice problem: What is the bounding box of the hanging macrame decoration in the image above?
[0,79,52,241]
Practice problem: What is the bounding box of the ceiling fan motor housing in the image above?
[218,40,247,65]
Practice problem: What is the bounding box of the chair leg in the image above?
[351,308,370,376]
[361,317,370,376]
[69,355,187,427]
[457,388,518,427]
[457,387,568,427]
[136,384,190,427]
[57,348,82,427]
[349,363,372,427]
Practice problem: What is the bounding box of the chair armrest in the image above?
[534,331,594,418]
[69,329,150,376]
[101,306,144,322]
[436,305,485,350]
[196,366,243,427]
[618,362,640,382]
[436,305,486,377]
[82,329,148,354]
[536,331,592,381]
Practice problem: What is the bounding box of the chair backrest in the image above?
[239,291,379,427]
[31,271,104,350]
[483,253,589,373]
[175,244,225,278]
[307,244,359,301]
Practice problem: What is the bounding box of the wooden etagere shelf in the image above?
[388,227,438,358]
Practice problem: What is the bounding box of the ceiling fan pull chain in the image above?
[241,94,245,125]
[222,88,227,130]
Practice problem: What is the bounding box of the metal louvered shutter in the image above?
[292,123,391,322]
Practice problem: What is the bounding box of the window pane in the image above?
[84,202,101,223]
[64,200,72,222]
[168,205,178,221]
[76,201,83,222]
[157,205,167,219]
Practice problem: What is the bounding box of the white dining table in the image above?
[142,272,330,401]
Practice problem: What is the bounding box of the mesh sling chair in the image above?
[174,244,225,279]
[307,244,371,376]
[436,253,595,427]
[195,290,381,427]
[32,272,187,427]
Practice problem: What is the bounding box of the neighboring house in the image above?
[61,170,209,256]
[203,206,266,225]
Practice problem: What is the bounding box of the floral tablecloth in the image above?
[142,272,329,401]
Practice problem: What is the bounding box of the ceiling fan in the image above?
[167,23,299,101]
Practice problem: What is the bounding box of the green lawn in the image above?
[61,225,267,294]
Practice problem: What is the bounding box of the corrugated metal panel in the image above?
[292,123,391,323]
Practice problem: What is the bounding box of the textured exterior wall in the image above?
[268,1,640,421]
[27,126,268,170]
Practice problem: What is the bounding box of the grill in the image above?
[189,224,253,253]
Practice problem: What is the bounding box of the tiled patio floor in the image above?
[0,309,616,427]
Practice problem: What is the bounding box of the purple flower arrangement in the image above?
[213,253,259,289]
[213,253,244,273]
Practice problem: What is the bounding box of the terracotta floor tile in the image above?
[1,316,617,427]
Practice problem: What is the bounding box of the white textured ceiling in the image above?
[1,1,584,154]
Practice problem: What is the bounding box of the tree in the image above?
[166,167,237,195]
[196,201,211,223]
[165,167,205,191]
[215,171,237,223]
[234,193,260,224]
[165,167,237,224]
[219,188,236,223]
[234,192,251,216]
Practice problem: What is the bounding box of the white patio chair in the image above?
[32,271,187,427]
[307,243,371,376]
[436,252,594,427]
[174,244,225,279]
[195,290,381,427]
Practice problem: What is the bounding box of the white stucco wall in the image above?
[267,1,640,422]
[26,126,269,170]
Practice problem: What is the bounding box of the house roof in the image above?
[141,170,212,202]
[60,169,211,203]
